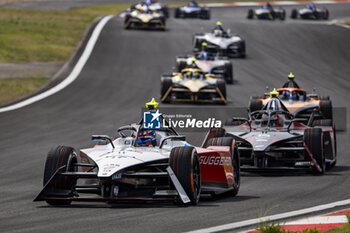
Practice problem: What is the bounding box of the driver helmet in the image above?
[137,130,156,146]
[142,4,148,13]
[147,0,151,4]
[288,72,295,80]
[191,72,200,79]
[189,1,197,7]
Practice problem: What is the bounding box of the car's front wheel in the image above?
[170,147,201,205]
[43,146,77,205]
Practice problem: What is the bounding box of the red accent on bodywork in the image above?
[196,146,234,184]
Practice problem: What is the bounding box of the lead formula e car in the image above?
[175,54,234,84]
[247,5,286,20]
[224,93,336,174]
[34,99,240,206]
[160,67,227,104]
[291,5,329,20]
[174,1,210,19]
[193,31,245,58]
[124,7,166,30]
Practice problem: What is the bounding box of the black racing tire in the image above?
[249,99,263,112]
[250,96,264,100]
[205,137,240,196]
[224,63,233,84]
[312,119,333,127]
[217,79,226,100]
[174,8,180,18]
[124,15,131,29]
[201,9,210,20]
[280,9,286,20]
[211,127,226,138]
[319,96,330,100]
[170,147,201,205]
[319,100,333,120]
[247,9,254,19]
[163,7,169,18]
[43,146,77,205]
[324,9,329,20]
[291,9,298,19]
[160,77,172,102]
[225,118,245,126]
[304,128,325,175]
[176,60,187,72]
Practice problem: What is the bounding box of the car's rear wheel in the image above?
[280,9,286,20]
[170,147,201,205]
[224,63,233,84]
[217,79,226,101]
[176,60,187,72]
[249,99,263,112]
[324,9,329,20]
[174,8,180,18]
[160,77,172,103]
[225,118,246,126]
[205,137,240,196]
[304,128,325,175]
[319,100,332,120]
[247,9,254,19]
[43,146,77,205]
[291,9,298,19]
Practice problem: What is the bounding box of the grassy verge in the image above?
[257,214,350,233]
[0,3,128,63]
[0,77,50,105]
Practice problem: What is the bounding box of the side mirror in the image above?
[92,135,115,148]
[159,135,186,149]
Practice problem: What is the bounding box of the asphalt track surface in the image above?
[0,4,350,233]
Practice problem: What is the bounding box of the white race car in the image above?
[193,31,246,58]
[34,99,240,206]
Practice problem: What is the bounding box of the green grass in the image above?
[258,214,350,233]
[258,222,321,233]
[0,3,128,63]
[325,214,350,233]
[0,77,50,104]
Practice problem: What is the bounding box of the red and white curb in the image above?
[245,209,350,232]
[187,199,350,233]
[204,0,350,7]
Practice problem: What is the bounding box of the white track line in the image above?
[187,199,350,233]
[0,15,114,113]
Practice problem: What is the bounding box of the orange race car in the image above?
[249,73,332,121]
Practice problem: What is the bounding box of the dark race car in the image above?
[247,3,286,20]
[291,3,329,20]
[223,90,336,174]
[174,1,210,19]
[34,99,240,206]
